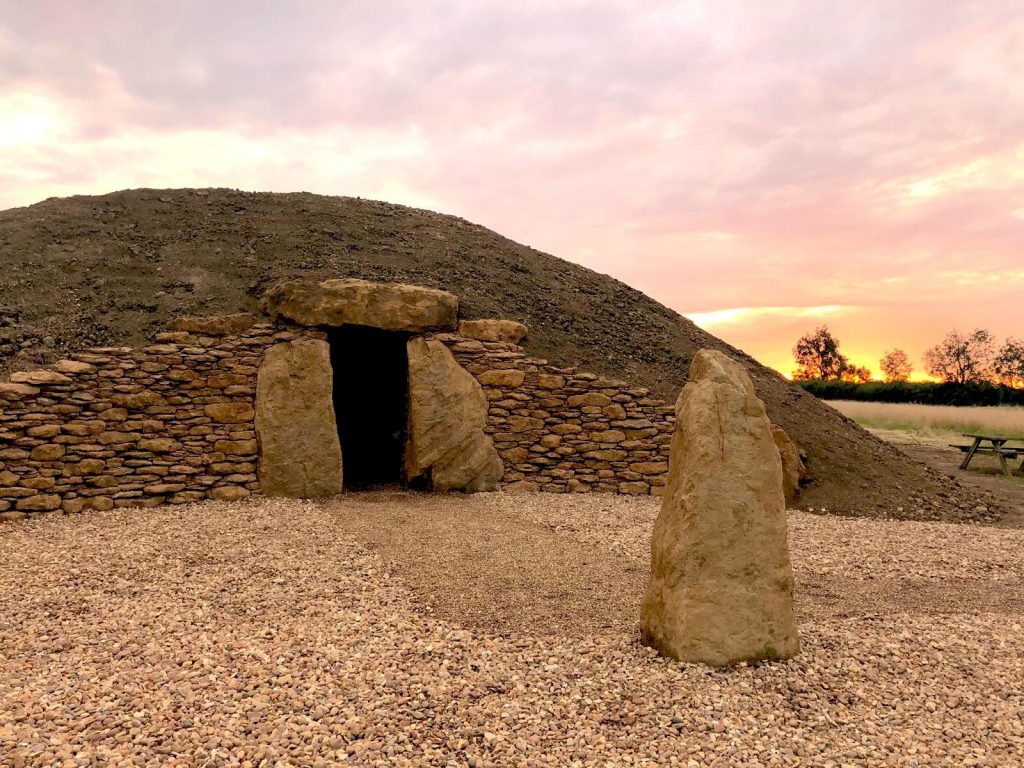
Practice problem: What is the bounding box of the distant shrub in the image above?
[798,380,1024,407]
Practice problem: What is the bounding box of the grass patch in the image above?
[828,401,1024,441]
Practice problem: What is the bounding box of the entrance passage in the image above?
[328,326,410,489]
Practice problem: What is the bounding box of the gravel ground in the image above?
[1,494,1022,767]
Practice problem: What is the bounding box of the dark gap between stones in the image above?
[328,325,411,490]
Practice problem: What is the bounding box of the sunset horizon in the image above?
[2,1,1022,382]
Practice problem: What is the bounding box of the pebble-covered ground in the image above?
[1,495,1022,767]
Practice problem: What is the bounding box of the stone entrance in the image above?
[329,325,410,489]
[255,278,503,498]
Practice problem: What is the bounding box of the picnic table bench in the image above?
[951,433,1024,476]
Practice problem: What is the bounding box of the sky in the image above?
[1,1,1022,379]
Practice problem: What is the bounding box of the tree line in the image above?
[792,326,1024,387]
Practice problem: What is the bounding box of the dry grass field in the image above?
[829,400,1024,440]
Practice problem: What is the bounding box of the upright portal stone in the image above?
[262,279,458,333]
[771,424,807,506]
[640,349,799,666]
[255,339,343,498]
[405,338,503,492]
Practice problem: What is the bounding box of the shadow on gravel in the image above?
[324,492,1024,638]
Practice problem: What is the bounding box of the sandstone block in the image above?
[262,278,458,332]
[214,439,258,455]
[26,424,61,438]
[508,416,545,433]
[0,510,27,522]
[537,374,566,389]
[568,393,612,407]
[640,349,799,667]
[16,494,61,512]
[630,461,669,475]
[11,369,72,385]
[53,359,97,374]
[477,369,526,388]
[458,319,528,344]
[205,403,255,424]
[0,382,40,398]
[138,438,179,453]
[405,337,503,492]
[255,339,343,498]
[31,444,66,461]
[210,485,251,501]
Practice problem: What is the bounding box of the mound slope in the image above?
[0,188,998,519]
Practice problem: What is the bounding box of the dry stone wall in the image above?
[1,314,680,520]
[0,324,320,519]
[436,333,676,495]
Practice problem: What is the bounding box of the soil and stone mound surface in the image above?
[0,188,1000,519]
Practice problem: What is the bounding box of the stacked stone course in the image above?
[0,324,321,518]
[437,334,676,495]
[1,310,681,519]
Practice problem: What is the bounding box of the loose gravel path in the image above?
[2,494,1022,767]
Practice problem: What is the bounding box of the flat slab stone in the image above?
[458,319,528,344]
[255,339,343,498]
[262,279,458,332]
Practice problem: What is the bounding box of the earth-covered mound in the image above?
[0,188,999,520]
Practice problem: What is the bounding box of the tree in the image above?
[841,365,874,383]
[792,326,850,381]
[879,349,912,383]
[994,338,1024,388]
[922,329,994,384]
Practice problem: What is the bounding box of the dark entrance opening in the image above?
[328,326,410,489]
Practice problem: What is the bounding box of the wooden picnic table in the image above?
[953,433,1024,476]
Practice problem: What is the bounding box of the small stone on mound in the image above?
[458,319,528,344]
[640,349,799,667]
[262,279,458,332]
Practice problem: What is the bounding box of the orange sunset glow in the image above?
[1,2,1022,377]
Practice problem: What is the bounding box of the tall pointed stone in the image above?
[640,349,799,666]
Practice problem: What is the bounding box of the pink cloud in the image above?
[1,0,1022,373]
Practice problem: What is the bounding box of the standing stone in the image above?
[771,424,807,506]
[640,349,799,666]
[262,279,458,332]
[405,338,503,492]
[255,340,343,498]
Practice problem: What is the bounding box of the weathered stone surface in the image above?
[168,313,258,336]
[255,339,343,498]
[477,369,526,388]
[204,403,255,424]
[31,444,66,461]
[53,359,97,374]
[640,349,799,667]
[262,279,458,332]
[772,424,807,506]
[405,337,502,492]
[16,494,61,512]
[0,382,40,398]
[210,485,251,501]
[458,319,528,344]
[10,369,72,385]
